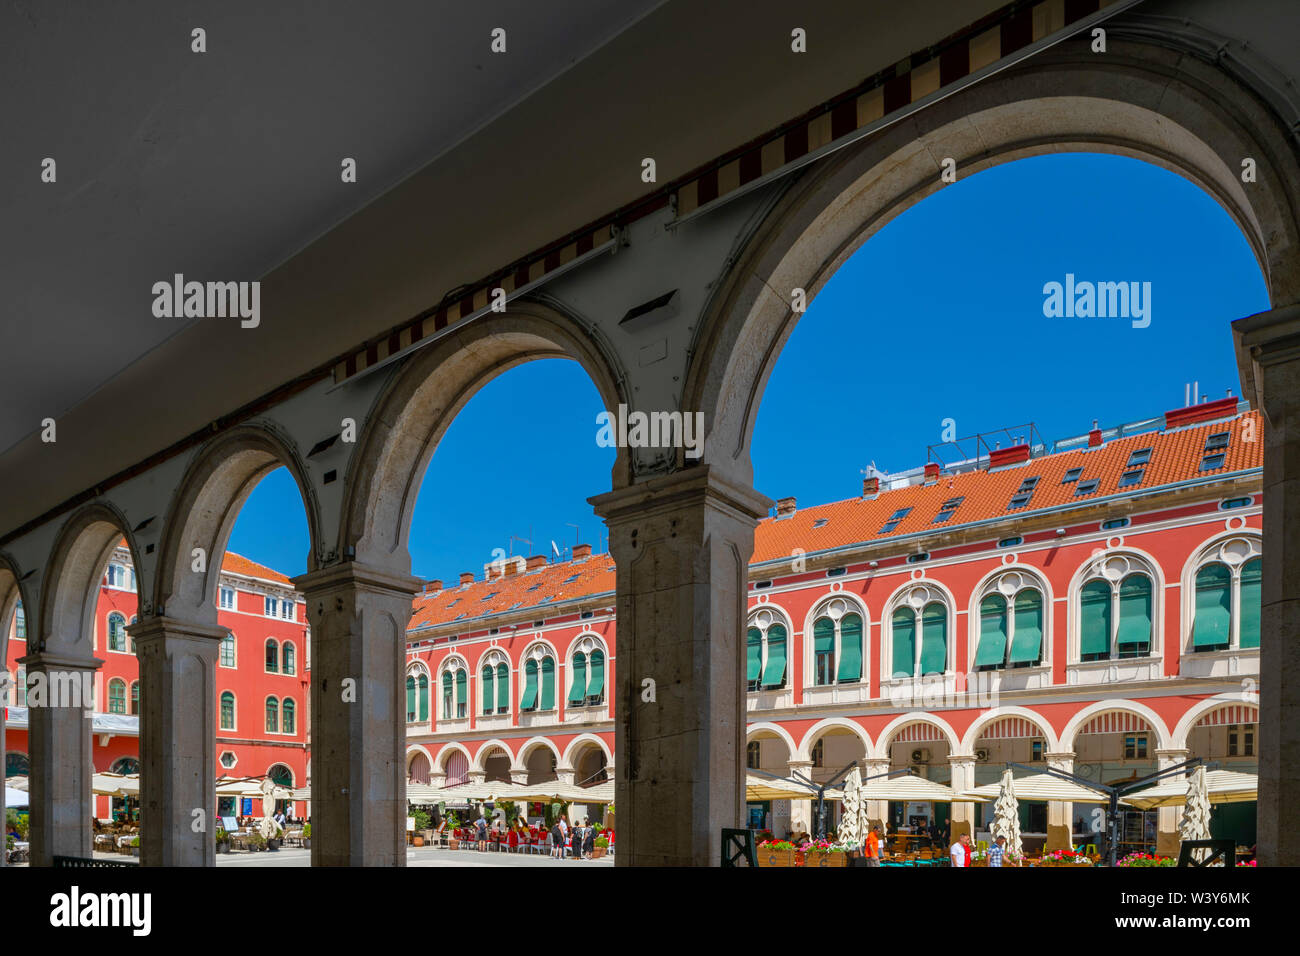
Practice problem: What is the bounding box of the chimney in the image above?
[459,571,474,586]
[526,554,548,570]
[1164,396,1239,429]
[775,496,797,517]
[989,444,1030,467]
[572,543,592,559]
[1087,419,1103,448]
[427,579,443,593]
[504,555,526,576]
[923,463,940,484]
[862,476,879,496]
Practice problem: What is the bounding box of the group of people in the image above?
[461,812,606,859]
[948,832,1016,867]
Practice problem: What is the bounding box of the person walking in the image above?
[864,825,882,867]
[950,832,972,867]
[988,834,1008,867]
[583,822,596,860]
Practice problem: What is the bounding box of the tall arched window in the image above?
[265,696,279,733]
[455,669,468,718]
[130,680,140,715]
[587,649,605,706]
[569,652,588,705]
[265,639,279,673]
[441,671,454,719]
[406,674,417,722]
[810,598,864,686]
[974,573,1045,670]
[520,646,556,712]
[440,659,468,719]
[282,698,296,735]
[482,664,496,714]
[220,691,235,730]
[495,663,508,714]
[568,636,607,706]
[219,633,236,667]
[1078,555,1155,661]
[747,609,788,691]
[1192,541,1261,652]
[418,672,429,721]
[108,678,126,714]
[889,587,948,678]
[107,612,127,652]
[282,642,295,675]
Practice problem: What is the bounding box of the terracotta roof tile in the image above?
[221,551,293,585]
[410,556,616,630]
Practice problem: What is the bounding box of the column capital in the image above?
[588,463,773,526]
[291,559,423,597]
[1233,302,1300,414]
[128,615,227,644]
[786,759,814,769]
[16,650,104,671]
[1154,748,1191,763]
[1044,751,1077,761]
[947,754,977,767]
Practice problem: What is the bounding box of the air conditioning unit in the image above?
[974,748,990,762]
[911,748,930,764]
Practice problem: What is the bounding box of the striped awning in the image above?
[890,722,947,744]
[1076,711,1153,736]
[1122,770,1258,810]
[962,772,1110,804]
[1192,705,1258,728]
[976,717,1044,740]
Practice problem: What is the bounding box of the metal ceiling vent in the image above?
[619,289,679,332]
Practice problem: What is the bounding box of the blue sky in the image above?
[226,153,1269,582]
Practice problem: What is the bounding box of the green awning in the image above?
[1009,589,1043,663]
[521,660,538,710]
[1192,563,1232,648]
[1116,574,1152,649]
[418,673,428,721]
[891,609,915,678]
[1239,559,1261,649]
[482,666,495,713]
[974,595,1008,667]
[569,653,588,704]
[761,625,787,687]
[746,628,762,682]
[1080,580,1111,657]
[496,664,508,713]
[406,675,416,719]
[587,650,605,698]
[455,669,467,707]
[441,670,453,717]
[540,656,556,710]
[837,614,862,682]
[918,604,946,674]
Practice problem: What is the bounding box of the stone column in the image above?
[468,770,487,785]
[1154,748,1190,859]
[292,561,421,867]
[18,651,101,865]
[556,766,577,786]
[509,771,529,785]
[862,758,892,834]
[786,758,815,838]
[1044,752,1076,851]
[947,755,977,842]
[590,466,771,866]
[130,617,224,866]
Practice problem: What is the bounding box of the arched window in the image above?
[265,696,279,733]
[569,652,588,705]
[482,664,495,714]
[107,612,127,652]
[110,757,140,775]
[810,598,864,686]
[520,646,556,712]
[568,636,607,706]
[889,587,948,678]
[1078,555,1156,661]
[5,752,30,779]
[455,670,467,718]
[265,639,279,673]
[747,609,788,691]
[974,573,1045,670]
[439,658,468,719]
[282,698,296,735]
[441,671,453,719]
[418,672,429,721]
[1192,544,1261,652]
[219,633,236,667]
[268,763,293,788]
[220,691,235,730]
[587,649,605,706]
[496,663,508,714]
[108,678,126,714]
[130,680,140,715]
[406,674,417,722]
[282,642,295,675]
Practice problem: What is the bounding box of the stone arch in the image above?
[1059,700,1173,753]
[564,733,612,785]
[339,301,630,574]
[154,424,320,627]
[0,549,32,667]
[960,706,1060,754]
[511,735,562,775]
[436,741,474,772]
[38,502,142,658]
[745,720,799,758]
[796,717,872,764]
[1172,698,1261,749]
[406,747,433,785]
[683,38,1300,488]
[471,738,518,774]
[562,732,613,769]
[872,714,960,760]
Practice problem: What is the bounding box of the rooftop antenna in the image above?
[565,522,580,546]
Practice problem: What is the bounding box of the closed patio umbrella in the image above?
[991,768,1023,859]
[1178,766,1212,863]
[839,766,863,847]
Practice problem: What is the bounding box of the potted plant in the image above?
[129,836,140,858]
[593,835,609,859]
[756,839,797,867]
[412,808,431,847]
[1116,852,1175,867]
[801,839,847,868]
[247,831,267,852]
[302,823,311,849]
[215,827,230,854]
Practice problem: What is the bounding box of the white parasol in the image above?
[258,776,284,840]
[991,768,1023,860]
[839,766,863,848]
[1178,766,1212,864]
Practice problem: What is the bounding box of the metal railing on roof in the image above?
[926,423,1045,472]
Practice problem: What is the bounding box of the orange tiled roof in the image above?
[407,408,1262,630]
[221,551,293,585]
[410,556,616,630]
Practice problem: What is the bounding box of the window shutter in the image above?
[919,603,947,674]
[813,618,835,685]
[746,627,763,682]
[496,663,508,712]
[1080,580,1112,657]
[455,669,467,706]
[418,673,429,721]
[521,660,538,710]
[482,666,495,714]
[540,657,556,710]
[761,624,787,687]
[406,675,416,720]
[1238,558,1261,649]
[568,652,588,704]
[836,614,862,681]
[891,608,916,678]
[1008,589,1044,663]
[442,671,454,717]
[975,595,1008,667]
[1192,563,1232,648]
[1116,575,1152,651]
[587,650,605,699]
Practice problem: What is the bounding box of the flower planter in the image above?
[592,847,606,859]
[756,849,796,867]
[302,838,311,849]
[448,839,460,850]
[804,851,847,868]
[267,839,281,851]
[413,836,424,847]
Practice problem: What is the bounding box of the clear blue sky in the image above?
[226,153,1269,582]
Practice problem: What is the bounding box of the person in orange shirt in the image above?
[865,825,882,867]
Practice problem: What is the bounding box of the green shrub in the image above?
[412,808,431,831]
[594,836,609,848]
[303,823,311,839]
